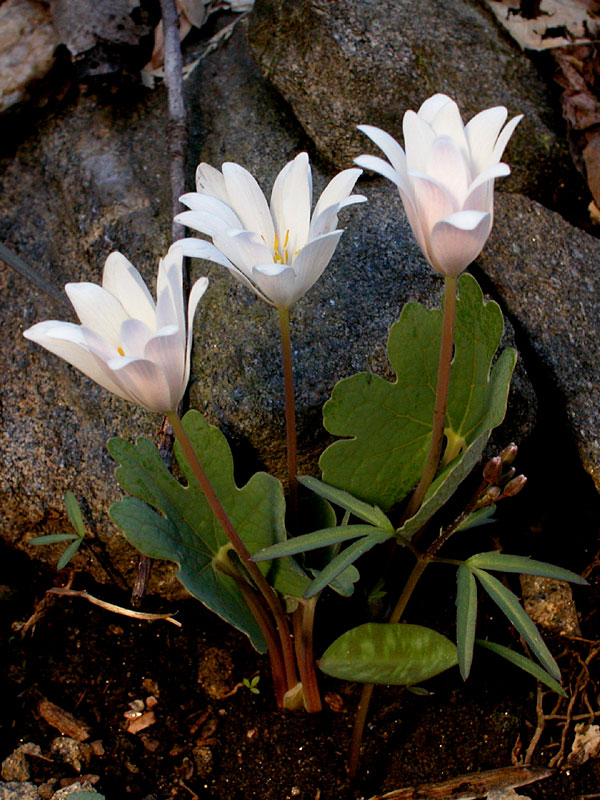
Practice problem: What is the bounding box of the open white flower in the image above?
[23,247,208,413]
[173,152,366,308]
[356,94,522,277]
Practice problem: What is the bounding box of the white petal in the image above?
[183,276,209,388]
[493,114,523,162]
[174,237,236,270]
[465,106,508,173]
[417,94,452,124]
[157,247,185,335]
[108,356,174,413]
[252,263,297,308]
[425,135,470,205]
[357,126,406,174]
[396,185,431,263]
[65,282,129,350]
[312,167,364,225]
[464,162,510,213]
[429,99,468,157]
[143,325,185,409]
[196,163,229,202]
[289,229,344,302]
[102,252,156,329]
[217,229,273,274]
[222,162,275,243]
[120,318,155,358]
[179,192,243,229]
[270,152,312,256]
[429,211,491,277]
[354,154,403,185]
[409,171,457,232]
[23,321,131,401]
[175,209,229,239]
[403,110,437,172]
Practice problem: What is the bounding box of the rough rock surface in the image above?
[247,0,572,209]
[480,193,600,491]
[0,26,534,594]
[0,0,59,114]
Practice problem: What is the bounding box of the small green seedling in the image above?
[243,675,261,695]
[30,491,87,569]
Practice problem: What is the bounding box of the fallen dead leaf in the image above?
[126,710,156,734]
[567,722,600,765]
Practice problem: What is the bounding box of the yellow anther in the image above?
[283,229,290,249]
[118,346,125,356]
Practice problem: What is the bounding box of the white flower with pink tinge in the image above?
[173,152,366,308]
[356,94,522,277]
[24,247,207,413]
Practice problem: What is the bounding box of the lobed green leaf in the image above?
[304,532,393,598]
[319,274,515,511]
[252,525,388,561]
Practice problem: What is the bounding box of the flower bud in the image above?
[499,443,518,466]
[483,485,502,503]
[502,474,527,497]
[483,456,502,484]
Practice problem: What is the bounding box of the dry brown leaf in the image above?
[567,723,600,765]
[126,710,156,734]
[483,0,600,50]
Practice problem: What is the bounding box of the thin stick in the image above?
[47,588,181,626]
[166,410,298,692]
[278,306,299,519]
[403,276,457,521]
[159,0,187,242]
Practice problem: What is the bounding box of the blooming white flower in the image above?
[355,94,522,277]
[23,247,208,414]
[173,152,366,308]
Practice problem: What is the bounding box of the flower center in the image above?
[273,230,291,264]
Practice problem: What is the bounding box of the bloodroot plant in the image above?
[23,94,586,774]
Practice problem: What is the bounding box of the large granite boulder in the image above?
[1,9,596,596]
[247,0,575,211]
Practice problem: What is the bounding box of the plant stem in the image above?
[278,306,299,520]
[403,275,457,521]
[292,597,322,712]
[166,410,298,692]
[348,556,430,779]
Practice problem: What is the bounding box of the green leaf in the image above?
[304,532,393,598]
[66,793,106,800]
[467,552,587,584]
[57,538,83,569]
[456,565,478,680]
[319,623,458,684]
[472,568,560,680]
[457,505,496,531]
[297,476,393,531]
[29,533,79,545]
[109,410,288,653]
[477,639,566,697]
[319,274,515,510]
[64,491,87,538]
[252,525,389,561]
[310,564,360,597]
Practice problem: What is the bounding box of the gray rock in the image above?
[480,193,600,492]
[0,0,58,114]
[0,783,39,800]
[247,0,571,208]
[0,25,545,596]
[1,743,40,782]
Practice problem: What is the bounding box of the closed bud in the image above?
[483,485,502,503]
[499,443,518,466]
[502,474,527,497]
[483,456,502,484]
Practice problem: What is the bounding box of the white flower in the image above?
[173,152,366,308]
[23,247,208,413]
[355,94,522,277]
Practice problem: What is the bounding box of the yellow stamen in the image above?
[283,229,290,249]
[118,347,125,356]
